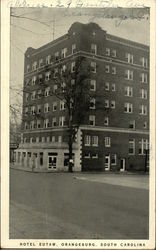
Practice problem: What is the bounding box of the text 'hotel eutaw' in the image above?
[14,22,149,172]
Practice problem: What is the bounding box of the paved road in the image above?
[10,169,149,239]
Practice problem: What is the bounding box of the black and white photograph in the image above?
[1,0,156,249]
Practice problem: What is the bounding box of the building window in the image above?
[25,93,29,102]
[72,44,76,54]
[52,117,57,127]
[61,65,67,75]
[44,119,49,128]
[84,153,91,158]
[31,91,36,100]
[105,100,109,108]
[30,121,35,130]
[105,137,111,147]
[39,74,43,84]
[143,121,147,129]
[25,122,28,130]
[40,152,43,166]
[37,105,41,114]
[105,82,109,91]
[129,120,135,129]
[58,136,62,143]
[37,120,41,128]
[129,139,135,154]
[55,51,59,61]
[59,116,66,126]
[54,68,58,78]
[92,153,98,159]
[140,57,148,68]
[46,55,51,65]
[45,87,50,97]
[32,61,37,71]
[45,71,51,81]
[53,102,57,111]
[30,138,33,143]
[111,101,115,109]
[105,65,110,73]
[90,80,96,91]
[90,98,96,109]
[139,139,149,155]
[112,49,117,57]
[42,137,45,143]
[61,48,67,58]
[84,135,91,146]
[111,154,117,165]
[52,136,55,142]
[125,53,133,64]
[37,89,42,99]
[25,107,28,115]
[140,73,148,83]
[112,67,116,74]
[71,79,75,85]
[91,44,97,55]
[44,103,50,113]
[139,105,147,115]
[140,89,147,99]
[111,84,116,91]
[31,106,36,115]
[60,100,66,110]
[53,84,58,92]
[27,65,30,73]
[89,115,95,126]
[125,69,133,80]
[47,136,50,142]
[36,137,39,143]
[106,48,110,56]
[32,76,37,85]
[92,136,98,146]
[71,61,75,73]
[91,62,96,73]
[124,103,133,113]
[125,86,133,97]
[104,117,109,126]
[39,58,44,68]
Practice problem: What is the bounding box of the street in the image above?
[10,169,149,239]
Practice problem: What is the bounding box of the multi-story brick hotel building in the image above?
[14,22,149,172]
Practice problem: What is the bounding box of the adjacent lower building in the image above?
[14,22,149,172]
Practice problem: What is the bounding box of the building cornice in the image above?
[22,126,149,135]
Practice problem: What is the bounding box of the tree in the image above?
[50,56,91,171]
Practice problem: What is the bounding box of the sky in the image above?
[10,7,150,113]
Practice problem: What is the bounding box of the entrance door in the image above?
[48,156,57,170]
[120,158,126,171]
[105,154,110,171]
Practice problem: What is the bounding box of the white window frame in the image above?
[91,44,97,55]
[44,119,49,128]
[39,58,43,68]
[140,89,147,99]
[60,100,66,110]
[124,103,133,113]
[45,87,50,97]
[104,117,109,126]
[139,105,147,115]
[53,102,57,111]
[105,65,110,73]
[45,71,51,81]
[91,62,96,73]
[37,105,41,114]
[129,139,135,155]
[140,73,148,83]
[92,136,98,146]
[139,139,148,155]
[106,48,110,56]
[125,53,134,64]
[52,117,57,127]
[111,84,116,91]
[105,100,109,108]
[59,116,66,127]
[44,103,50,113]
[111,101,115,109]
[89,115,95,126]
[32,76,37,85]
[105,137,111,147]
[90,80,96,91]
[46,55,51,65]
[32,61,37,71]
[92,153,98,159]
[129,120,135,129]
[84,153,91,158]
[105,82,109,91]
[72,44,76,54]
[125,69,133,80]
[84,135,91,146]
[90,98,96,109]
[112,49,117,57]
[71,61,76,73]
[125,86,133,97]
[111,154,117,165]
[61,48,67,58]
